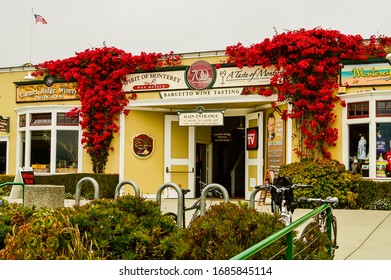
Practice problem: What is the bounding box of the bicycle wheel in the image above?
[164,212,177,224]
[299,221,318,243]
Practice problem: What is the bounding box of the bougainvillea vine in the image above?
[36,47,180,173]
[226,28,391,158]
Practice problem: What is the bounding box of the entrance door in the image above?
[245,112,263,200]
[164,115,195,198]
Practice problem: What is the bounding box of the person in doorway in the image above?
[267,113,276,140]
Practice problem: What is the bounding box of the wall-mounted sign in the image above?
[341,63,391,87]
[132,133,154,159]
[266,111,285,174]
[16,82,79,103]
[160,87,243,99]
[213,132,231,142]
[178,106,224,126]
[246,127,259,150]
[123,63,280,93]
[185,60,216,90]
[0,116,10,133]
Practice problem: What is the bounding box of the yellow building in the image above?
[1,52,391,199]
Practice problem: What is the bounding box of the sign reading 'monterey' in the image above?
[123,63,280,92]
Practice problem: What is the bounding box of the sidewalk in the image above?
[4,196,391,260]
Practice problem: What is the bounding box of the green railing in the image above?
[0,182,25,204]
[231,203,332,260]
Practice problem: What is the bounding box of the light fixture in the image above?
[24,71,35,80]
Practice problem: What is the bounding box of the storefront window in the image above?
[31,130,51,173]
[19,114,26,127]
[56,130,78,173]
[347,102,369,119]
[30,113,51,126]
[376,123,391,177]
[17,110,80,174]
[376,101,391,117]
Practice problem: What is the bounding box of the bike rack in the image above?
[75,177,99,206]
[114,180,141,199]
[248,187,262,209]
[156,182,185,228]
[199,183,229,215]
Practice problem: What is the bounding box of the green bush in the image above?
[35,173,119,199]
[0,199,35,250]
[278,158,361,208]
[168,202,286,259]
[0,195,179,260]
[356,179,391,209]
[0,175,16,196]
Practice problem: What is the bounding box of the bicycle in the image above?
[255,177,312,226]
[164,181,224,227]
[297,196,339,257]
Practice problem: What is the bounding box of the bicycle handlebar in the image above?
[298,196,339,207]
[255,183,313,192]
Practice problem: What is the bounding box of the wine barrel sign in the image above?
[132,133,154,159]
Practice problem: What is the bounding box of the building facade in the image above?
[1,52,391,199]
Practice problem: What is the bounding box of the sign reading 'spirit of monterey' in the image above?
[123,62,279,93]
[132,133,154,159]
[341,63,391,87]
[16,82,79,103]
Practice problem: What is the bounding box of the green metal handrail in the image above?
[231,203,332,260]
[0,182,25,204]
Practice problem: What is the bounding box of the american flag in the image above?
[34,14,47,24]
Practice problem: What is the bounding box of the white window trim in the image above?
[15,105,82,174]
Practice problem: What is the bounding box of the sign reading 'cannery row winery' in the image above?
[16,82,79,103]
[123,61,280,93]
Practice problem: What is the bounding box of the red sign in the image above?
[21,170,35,184]
[132,133,154,159]
[246,127,258,150]
[185,60,215,90]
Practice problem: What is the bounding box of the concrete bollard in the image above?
[24,185,65,209]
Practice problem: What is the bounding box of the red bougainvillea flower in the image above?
[36,47,180,173]
[227,28,391,158]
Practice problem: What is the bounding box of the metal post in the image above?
[200,183,229,215]
[156,183,185,228]
[75,177,99,206]
[114,180,140,198]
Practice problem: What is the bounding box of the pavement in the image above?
[3,196,391,260]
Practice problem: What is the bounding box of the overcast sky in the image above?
[2,0,391,68]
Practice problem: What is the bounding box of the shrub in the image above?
[69,195,179,260]
[0,199,35,250]
[168,202,287,259]
[278,158,361,208]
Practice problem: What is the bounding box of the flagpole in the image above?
[29,8,33,64]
